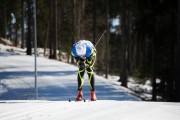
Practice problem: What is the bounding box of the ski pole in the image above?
[95,29,107,47]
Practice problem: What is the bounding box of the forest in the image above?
[0,0,179,102]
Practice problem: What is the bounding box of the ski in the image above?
[68,98,97,102]
[68,98,88,102]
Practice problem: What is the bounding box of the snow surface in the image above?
[0,44,180,120]
[0,100,180,120]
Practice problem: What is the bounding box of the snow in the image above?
[107,75,162,101]
[0,44,180,120]
[0,100,180,120]
[0,37,13,46]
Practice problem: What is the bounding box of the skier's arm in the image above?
[75,57,86,69]
[86,48,96,68]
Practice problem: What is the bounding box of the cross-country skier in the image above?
[71,40,97,101]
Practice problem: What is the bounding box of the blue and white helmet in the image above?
[75,41,86,57]
[72,40,95,59]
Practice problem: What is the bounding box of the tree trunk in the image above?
[4,6,7,38]
[119,0,128,87]
[120,35,128,87]
[44,10,50,56]
[77,1,81,39]
[176,0,180,102]
[49,0,53,58]
[119,10,127,88]
[21,0,25,49]
[105,0,109,79]
[77,0,85,39]
[92,0,96,45]
[152,37,157,101]
[151,1,157,101]
[49,0,57,59]
[127,9,131,74]
[0,8,2,36]
[26,0,32,55]
[71,0,75,64]
[15,23,18,46]
[53,0,57,59]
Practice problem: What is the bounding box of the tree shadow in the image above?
[0,70,77,79]
[0,51,21,56]
[0,70,141,101]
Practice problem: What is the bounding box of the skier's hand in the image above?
[77,61,85,69]
[79,62,85,69]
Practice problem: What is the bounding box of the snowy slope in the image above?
[0,100,180,120]
[0,50,139,101]
[0,47,180,120]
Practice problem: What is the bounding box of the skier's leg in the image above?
[86,53,96,91]
[77,68,85,90]
[86,67,95,91]
[86,53,97,101]
[86,67,97,101]
[76,68,85,101]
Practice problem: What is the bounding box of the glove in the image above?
[78,61,85,69]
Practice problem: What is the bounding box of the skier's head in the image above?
[75,41,86,57]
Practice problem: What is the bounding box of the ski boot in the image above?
[90,90,97,101]
[76,90,83,101]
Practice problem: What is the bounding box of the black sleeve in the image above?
[75,57,85,63]
[74,57,79,62]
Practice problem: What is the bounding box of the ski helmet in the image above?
[75,42,86,57]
